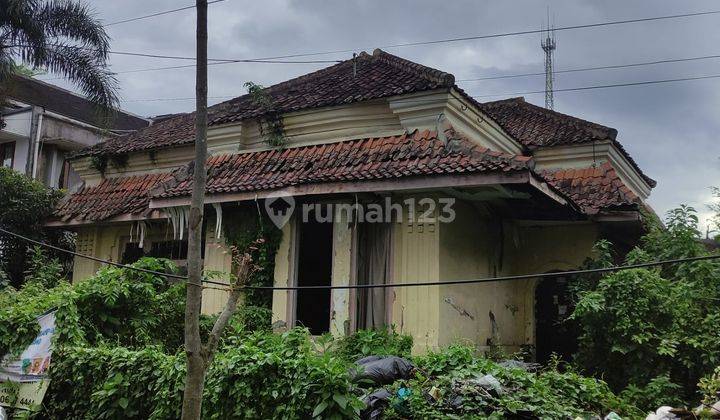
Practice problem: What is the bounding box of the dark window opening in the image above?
[148,240,188,260]
[534,275,578,364]
[295,215,333,335]
[1,142,15,168]
[120,239,189,264]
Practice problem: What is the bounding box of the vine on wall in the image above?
[222,204,282,308]
[244,81,287,148]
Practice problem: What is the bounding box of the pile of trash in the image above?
[349,353,638,419]
[643,398,720,419]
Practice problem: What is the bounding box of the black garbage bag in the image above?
[361,388,392,420]
[352,356,415,386]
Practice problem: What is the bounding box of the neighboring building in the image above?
[48,50,656,356]
[0,75,149,189]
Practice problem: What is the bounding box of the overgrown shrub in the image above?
[0,167,71,288]
[334,327,413,362]
[44,329,363,419]
[570,206,720,408]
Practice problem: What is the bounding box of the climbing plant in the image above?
[222,205,283,308]
[244,81,286,147]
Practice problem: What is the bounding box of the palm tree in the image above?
[0,0,118,121]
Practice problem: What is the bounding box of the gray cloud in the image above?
[49,0,720,229]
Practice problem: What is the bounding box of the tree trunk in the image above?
[181,1,208,419]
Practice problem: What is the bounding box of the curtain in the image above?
[356,222,392,330]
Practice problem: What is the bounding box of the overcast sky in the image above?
[47,0,720,231]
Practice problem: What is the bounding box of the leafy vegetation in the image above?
[222,205,282,308]
[1,252,645,419]
[0,167,71,288]
[244,81,287,147]
[570,206,720,409]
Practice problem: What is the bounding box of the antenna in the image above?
[541,7,557,109]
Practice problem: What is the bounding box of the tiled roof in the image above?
[541,162,639,215]
[7,75,149,131]
[152,129,533,199]
[53,173,170,222]
[478,97,656,187]
[70,112,195,158]
[71,49,454,158]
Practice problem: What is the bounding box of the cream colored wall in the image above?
[389,197,441,353]
[437,200,509,351]
[200,220,234,315]
[431,201,600,355]
[501,221,599,349]
[71,221,235,315]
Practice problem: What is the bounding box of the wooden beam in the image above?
[149,172,534,209]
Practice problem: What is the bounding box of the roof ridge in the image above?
[371,49,455,86]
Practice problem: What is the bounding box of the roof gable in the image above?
[480,97,655,187]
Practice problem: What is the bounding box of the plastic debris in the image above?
[352,356,415,386]
[645,406,680,420]
[0,406,6,420]
[498,359,541,372]
[360,388,392,420]
[428,386,441,401]
[604,412,622,420]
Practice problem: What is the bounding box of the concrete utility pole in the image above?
[181,0,208,418]
[180,3,256,418]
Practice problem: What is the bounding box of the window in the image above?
[1,142,15,168]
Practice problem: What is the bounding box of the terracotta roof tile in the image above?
[54,173,170,222]
[541,162,640,215]
[152,129,532,199]
[71,49,454,158]
[477,96,656,188]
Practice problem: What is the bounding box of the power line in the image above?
[101,8,720,63]
[103,0,225,27]
[2,225,720,291]
[243,254,720,290]
[115,71,720,103]
[457,53,720,82]
[472,73,720,98]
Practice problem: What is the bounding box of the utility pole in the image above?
[180,3,256,418]
[181,0,208,418]
[541,11,556,110]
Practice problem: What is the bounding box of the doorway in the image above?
[295,215,333,335]
[534,275,578,364]
[355,222,392,331]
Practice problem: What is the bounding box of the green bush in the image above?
[570,206,720,406]
[0,166,70,288]
[44,329,363,419]
[334,327,413,362]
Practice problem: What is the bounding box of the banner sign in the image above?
[0,311,55,411]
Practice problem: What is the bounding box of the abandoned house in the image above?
[0,75,148,189]
[48,50,655,357]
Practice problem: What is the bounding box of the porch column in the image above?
[329,205,353,336]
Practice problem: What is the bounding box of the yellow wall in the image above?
[71,220,235,316]
[389,197,441,353]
